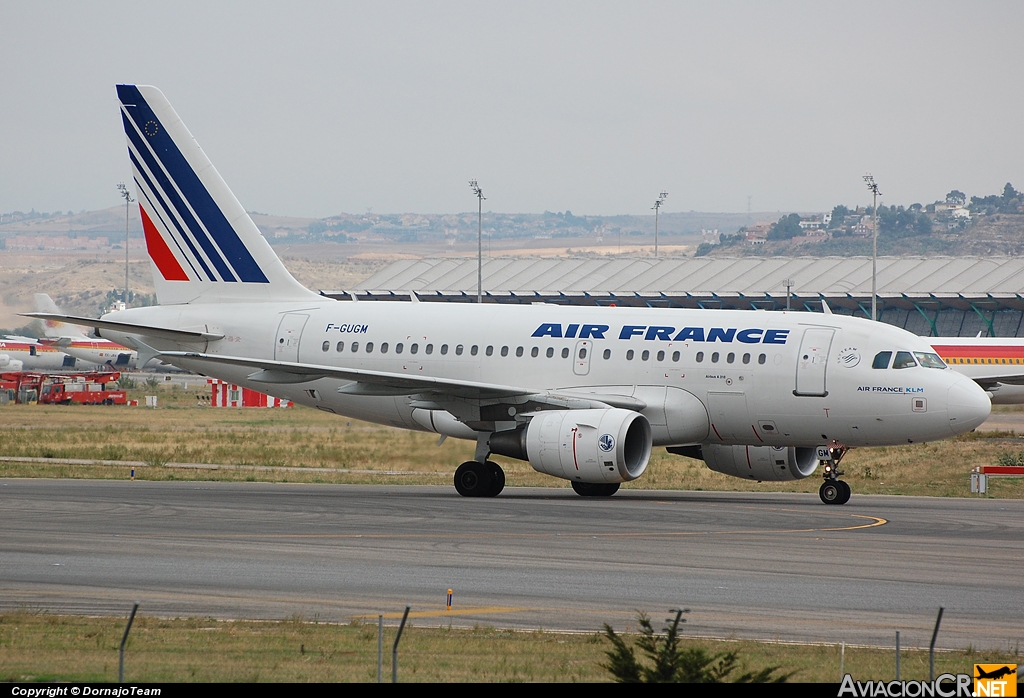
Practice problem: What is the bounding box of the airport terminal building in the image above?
[335,256,1024,338]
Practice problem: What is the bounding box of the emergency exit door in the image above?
[794,327,835,397]
[275,314,309,363]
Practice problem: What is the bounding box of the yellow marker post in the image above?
[446,589,452,611]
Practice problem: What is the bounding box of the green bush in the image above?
[603,610,793,683]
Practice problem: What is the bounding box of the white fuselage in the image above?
[102,301,990,449]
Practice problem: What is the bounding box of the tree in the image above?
[602,610,793,683]
[829,205,850,229]
[767,213,802,240]
[946,190,966,206]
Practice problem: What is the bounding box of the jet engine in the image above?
[669,444,819,481]
[490,408,652,484]
[0,354,23,371]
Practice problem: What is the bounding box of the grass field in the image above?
[1,388,1023,498]
[1,612,1019,683]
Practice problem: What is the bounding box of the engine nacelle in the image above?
[517,408,652,484]
[0,354,23,371]
[674,444,819,482]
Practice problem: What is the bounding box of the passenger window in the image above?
[696,351,704,363]
[351,342,359,352]
[365,342,374,353]
[626,349,634,360]
[515,346,523,357]
[395,343,403,354]
[603,349,611,360]
[561,347,569,358]
[470,345,477,356]
[742,353,750,364]
[486,345,493,356]
[456,344,464,356]
[381,343,389,354]
[322,341,329,352]
[641,350,649,361]
[579,348,588,359]
[547,347,555,358]
[672,351,680,362]
[892,351,917,369]
[411,343,419,354]
[441,344,449,355]
[425,344,433,355]
[711,352,719,363]
[656,350,665,362]
[758,353,766,364]
[501,346,509,357]
[336,341,344,352]
[872,351,892,369]
[531,347,539,357]
[726,352,735,364]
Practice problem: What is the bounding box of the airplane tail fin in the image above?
[33,294,89,339]
[116,84,319,305]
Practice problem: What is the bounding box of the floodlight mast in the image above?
[469,180,485,304]
[652,191,668,257]
[863,174,882,321]
[116,182,134,305]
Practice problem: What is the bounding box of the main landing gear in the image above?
[454,460,505,498]
[818,443,851,505]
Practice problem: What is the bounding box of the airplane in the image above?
[930,336,1024,404]
[0,336,77,371]
[24,84,992,504]
[33,294,140,369]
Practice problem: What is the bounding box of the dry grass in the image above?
[0,612,1018,683]
[1,392,1023,497]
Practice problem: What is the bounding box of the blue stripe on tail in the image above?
[117,85,269,284]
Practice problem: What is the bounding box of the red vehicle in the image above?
[1,371,44,404]
[37,371,127,405]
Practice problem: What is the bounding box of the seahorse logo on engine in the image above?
[599,434,615,452]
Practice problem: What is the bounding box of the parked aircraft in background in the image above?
[27,85,992,504]
[0,336,76,371]
[931,336,1024,404]
[33,294,140,369]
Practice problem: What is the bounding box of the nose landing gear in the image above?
[817,443,851,505]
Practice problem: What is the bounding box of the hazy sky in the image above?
[2,1,1022,217]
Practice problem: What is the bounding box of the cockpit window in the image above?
[913,351,947,369]
[892,351,917,369]
[872,351,892,369]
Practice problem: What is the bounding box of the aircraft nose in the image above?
[947,376,991,435]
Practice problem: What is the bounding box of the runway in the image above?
[1,479,1021,650]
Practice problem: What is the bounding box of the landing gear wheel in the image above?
[819,480,850,505]
[571,481,620,497]
[486,461,505,497]
[454,461,493,497]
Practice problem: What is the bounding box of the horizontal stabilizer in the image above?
[20,313,223,343]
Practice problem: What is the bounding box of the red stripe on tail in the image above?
[140,205,189,281]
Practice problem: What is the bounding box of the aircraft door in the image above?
[275,313,309,363]
[794,327,835,397]
[573,340,592,376]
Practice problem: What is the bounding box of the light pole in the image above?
[652,191,668,257]
[469,180,485,304]
[117,182,134,305]
[863,174,881,321]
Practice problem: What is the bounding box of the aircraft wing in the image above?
[971,373,1024,390]
[159,350,645,411]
